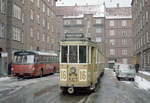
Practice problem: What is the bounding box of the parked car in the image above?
[116,64,136,81]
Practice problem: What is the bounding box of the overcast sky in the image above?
[56,0,132,7]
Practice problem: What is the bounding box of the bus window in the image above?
[61,46,68,63]
[69,46,77,63]
[79,46,86,63]
[14,55,35,64]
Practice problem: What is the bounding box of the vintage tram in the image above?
[59,33,105,94]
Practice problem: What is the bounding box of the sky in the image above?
[56,0,132,7]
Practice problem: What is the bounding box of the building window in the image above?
[13,4,21,20]
[43,3,45,12]
[96,19,102,24]
[51,0,54,6]
[43,34,45,41]
[110,20,114,26]
[122,39,127,45]
[76,19,82,25]
[146,11,149,23]
[0,23,5,38]
[110,49,115,55]
[96,28,101,33]
[52,25,54,32]
[96,37,102,42]
[47,8,50,16]
[122,58,128,64]
[48,22,50,30]
[122,31,127,36]
[110,30,115,36]
[146,32,149,43]
[12,27,21,41]
[37,14,40,24]
[37,31,40,40]
[122,49,127,55]
[0,0,5,13]
[110,39,115,45]
[64,20,70,25]
[43,19,45,27]
[21,31,23,43]
[22,13,24,23]
[122,20,127,26]
[30,9,33,20]
[37,0,40,8]
[30,28,33,37]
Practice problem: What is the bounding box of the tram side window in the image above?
[69,46,77,63]
[79,46,86,63]
[61,46,68,63]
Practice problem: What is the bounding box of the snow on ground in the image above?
[0,77,12,82]
[104,68,110,70]
[135,76,150,91]
[139,71,150,76]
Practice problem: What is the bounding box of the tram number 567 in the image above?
[79,69,87,81]
[60,69,67,81]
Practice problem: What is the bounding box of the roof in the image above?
[56,5,132,19]
[56,4,105,17]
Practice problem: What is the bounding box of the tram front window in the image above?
[61,46,68,63]
[69,46,77,63]
[79,46,86,63]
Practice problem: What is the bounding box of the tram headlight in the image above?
[70,67,76,74]
[11,68,14,71]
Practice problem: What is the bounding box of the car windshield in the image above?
[119,64,135,72]
[13,55,35,64]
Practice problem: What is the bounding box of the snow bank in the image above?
[139,71,150,76]
[135,76,150,91]
[0,77,11,82]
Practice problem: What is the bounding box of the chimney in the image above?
[117,3,120,8]
[75,3,77,6]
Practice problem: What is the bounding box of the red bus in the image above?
[12,50,59,78]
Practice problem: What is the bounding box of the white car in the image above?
[116,64,136,81]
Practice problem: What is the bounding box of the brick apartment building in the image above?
[132,0,150,71]
[0,0,57,74]
[56,4,134,67]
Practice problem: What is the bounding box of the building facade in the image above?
[132,0,150,71]
[56,4,133,67]
[0,0,57,74]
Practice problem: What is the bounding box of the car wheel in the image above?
[117,77,120,81]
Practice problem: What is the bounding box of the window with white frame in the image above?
[96,37,102,42]
[0,0,5,13]
[47,7,50,16]
[96,19,102,24]
[47,36,49,43]
[43,19,45,27]
[64,20,70,25]
[37,0,40,8]
[13,4,21,20]
[43,33,45,41]
[37,14,40,24]
[146,32,149,43]
[76,19,82,25]
[110,49,115,55]
[43,3,45,12]
[122,20,127,26]
[21,31,23,43]
[110,30,115,36]
[122,39,127,45]
[0,23,5,38]
[12,27,21,41]
[146,11,148,23]
[110,20,114,26]
[30,9,33,20]
[122,49,127,55]
[96,28,101,33]
[30,28,33,37]
[110,39,115,45]
[122,31,127,36]
[48,22,50,30]
[37,31,40,40]
[22,13,24,23]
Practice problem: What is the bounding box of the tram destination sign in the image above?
[65,33,84,38]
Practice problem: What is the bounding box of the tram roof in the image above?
[60,33,97,44]
[14,50,58,56]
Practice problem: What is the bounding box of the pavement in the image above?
[137,72,150,82]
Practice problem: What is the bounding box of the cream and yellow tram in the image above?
[59,33,105,94]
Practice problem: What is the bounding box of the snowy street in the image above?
[0,69,150,103]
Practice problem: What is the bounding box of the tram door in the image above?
[91,47,96,83]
